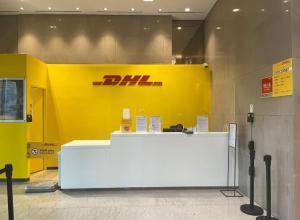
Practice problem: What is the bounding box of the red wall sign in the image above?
[261,76,273,97]
[93,75,163,86]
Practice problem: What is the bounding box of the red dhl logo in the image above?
[93,75,163,86]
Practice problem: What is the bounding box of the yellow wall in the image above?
[0,54,26,78]
[0,54,48,179]
[28,88,45,173]
[0,123,28,178]
[0,54,28,179]
[46,64,211,148]
[26,56,48,172]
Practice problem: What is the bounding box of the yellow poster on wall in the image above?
[272,58,293,97]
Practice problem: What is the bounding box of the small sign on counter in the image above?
[136,116,147,132]
[150,116,161,132]
[197,116,209,132]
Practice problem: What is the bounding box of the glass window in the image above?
[0,79,25,121]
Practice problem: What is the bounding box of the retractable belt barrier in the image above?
[0,164,14,220]
[256,155,279,220]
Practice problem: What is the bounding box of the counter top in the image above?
[111,131,227,137]
[62,140,111,148]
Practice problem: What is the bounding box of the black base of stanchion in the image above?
[256,216,279,220]
[240,204,264,216]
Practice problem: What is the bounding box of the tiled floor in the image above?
[0,171,259,220]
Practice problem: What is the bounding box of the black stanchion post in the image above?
[240,141,264,216]
[5,164,14,220]
[256,155,279,220]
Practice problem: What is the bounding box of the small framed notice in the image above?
[149,116,161,133]
[136,116,147,133]
[197,116,209,132]
[228,123,237,148]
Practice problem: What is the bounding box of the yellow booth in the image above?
[0,54,212,180]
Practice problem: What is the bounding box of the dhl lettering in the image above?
[93,75,163,86]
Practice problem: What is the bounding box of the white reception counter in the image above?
[59,132,238,189]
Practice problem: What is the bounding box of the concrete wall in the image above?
[172,20,204,64]
[0,15,173,64]
[0,15,18,53]
[204,0,294,219]
[291,0,300,219]
[18,15,172,64]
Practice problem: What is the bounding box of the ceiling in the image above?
[0,0,217,20]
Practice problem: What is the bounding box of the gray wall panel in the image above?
[17,15,172,64]
[204,0,295,219]
[0,15,18,53]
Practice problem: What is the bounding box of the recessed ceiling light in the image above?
[158,8,162,12]
[232,8,240,12]
[76,7,80,11]
[177,26,182,30]
[131,8,135,12]
[285,9,289,12]
[143,0,154,2]
[216,26,221,30]
[185,8,190,12]
[104,7,108,11]
[283,0,289,3]
[20,7,24,10]
[260,8,265,12]
[48,7,52,11]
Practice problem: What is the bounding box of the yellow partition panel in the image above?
[0,54,48,179]
[0,54,26,78]
[46,64,211,152]
[28,88,45,173]
[0,123,28,179]
[0,54,28,179]
[26,55,48,171]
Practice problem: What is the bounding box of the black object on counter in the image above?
[163,124,186,132]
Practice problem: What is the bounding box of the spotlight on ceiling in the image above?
[185,8,191,12]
